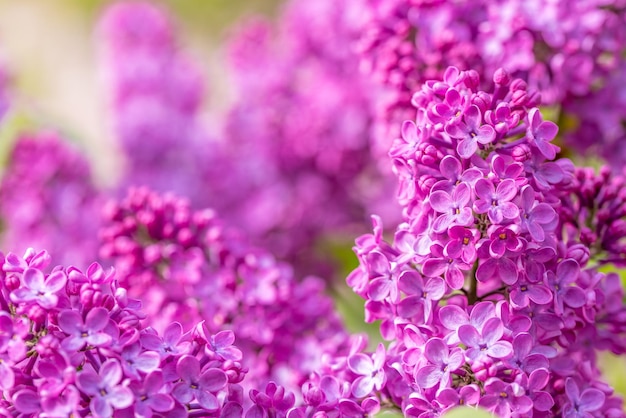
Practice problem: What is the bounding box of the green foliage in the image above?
[442,406,492,417]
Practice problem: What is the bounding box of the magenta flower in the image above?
[562,378,606,417]
[439,302,495,345]
[10,268,67,309]
[509,279,552,308]
[429,182,474,233]
[422,244,471,290]
[128,371,175,417]
[546,259,586,315]
[446,226,479,264]
[446,104,496,158]
[119,342,160,380]
[502,333,549,374]
[201,328,243,362]
[519,185,556,241]
[396,270,445,322]
[526,108,559,160]
[76,359,134,418]
[171,355,227,411]
[486,227,523,258]
[140,321,191,359]
[347,344,386,398]
[432,155,482,193]
[479,379,533,417]
[58,307,112,350]
[415,338,463,390]
[365,250,399,302]
[437,385,480,410]
[474,178,519,224]
[458,317,513,362]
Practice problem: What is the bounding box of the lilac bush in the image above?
[0,1,624,417]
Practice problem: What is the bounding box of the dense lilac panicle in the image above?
[0,248,253,417]
[355,0,626,158]
[99,1,231,209]
[0,132,102,267]
[99,187,352,391]
[223,0,400,270]
[347,67,626,416]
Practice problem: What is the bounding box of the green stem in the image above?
[467,260,479,305]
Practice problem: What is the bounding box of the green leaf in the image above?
[443,406,492,418]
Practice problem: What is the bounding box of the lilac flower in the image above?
[128,371,174,417]
[562,378,606,417]
[436,385,480,410]
[522,369,554,413]
[76,359,134,418]
[509,279,552,309]
[501,333,549,374]
[422,244,471,290]
[171,355,227,411]
[526,108,559,160]
[486,227,523,258]
[396,270,445,322]
[458,317,513,362]
[119,342,160,379]
[546,259,586,315]
[347,344,386,398]
[415,338,463,390]
[58,307,112,350]
[446,104,496,158]
[201,327,243,362]
[519,185,556,241]
[429,182,474,233]
[446,226,479,264]
[479,379,533,417]
[140,322,190,359]
[432,155,482,193]
[248,382,296,417]
[10,268,66,309]
[474,178,520,223]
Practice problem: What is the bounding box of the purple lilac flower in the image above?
[58,307,112,351]
[10,268,66,309]
[458,317,513,363]
[76,359,134,417]
[172,355,227,411]
[414,338,463,390]
[474,178,520,224]
[429,183,474,233]
[347,343,386,398]
[562,378,606,418]
[446,104,496,158]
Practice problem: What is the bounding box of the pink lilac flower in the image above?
[76,359,134,417]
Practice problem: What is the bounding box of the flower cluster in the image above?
[0,132,102,267]
[99,1,229,209]
[223,0,400,270]
[348,67,626,416]
[356,0,626,160]
[99,187,352,391]
[1,248,249,417]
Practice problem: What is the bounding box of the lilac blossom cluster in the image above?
[356,0,626,162]
[0,132,102,267]
[222,0,400,268]
[99,187,353,391]
[347,67,626,416]
[99,1,231,209]
[0,247,250,417]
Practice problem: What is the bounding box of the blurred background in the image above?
[0,0,281,183]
